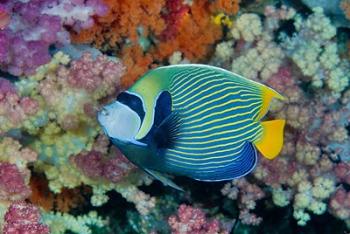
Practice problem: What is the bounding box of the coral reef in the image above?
[0,0,350,233]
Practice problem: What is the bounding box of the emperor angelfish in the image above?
[97,64,285,190]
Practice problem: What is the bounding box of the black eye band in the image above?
[117,92,145,122]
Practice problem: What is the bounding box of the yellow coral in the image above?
[27,52,70,81]
[272,187,291,207]
[294,193,311,209]
[41,211,106,234]
[312,177,335,199]
[309,201,326,215]
[212,13,233,28]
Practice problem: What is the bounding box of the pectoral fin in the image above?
[144,168,184,192]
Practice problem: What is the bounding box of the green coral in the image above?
[32,123,98,165]
[41,211,106,234]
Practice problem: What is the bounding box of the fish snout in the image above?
[99,107,109,116]
[97,107,110,126]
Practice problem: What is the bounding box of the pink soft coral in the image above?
[72,147,136,183]
[0,78,39,133]
[221,178,265,225]
[65,52,124,94]
[0,163,31,201]
[168,204,229,234]
[329,187,350,220]
[3,201,49,234]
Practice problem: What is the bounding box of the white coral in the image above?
[231,13,262,42]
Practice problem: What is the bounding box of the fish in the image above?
[0,5,10,30]
[97,64,286,190]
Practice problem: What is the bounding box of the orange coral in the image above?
[153,1,224,61]
[120,45,155,87]
[71,0,166,47]
[29,174,89,212]
[55,187,89,213]
[29,175,54,211]
[71,0,240,87]
[209,0,241,15]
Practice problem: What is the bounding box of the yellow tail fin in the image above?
[255,86,285,121]
[254,119,286,160]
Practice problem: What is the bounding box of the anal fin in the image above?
[192,142,258,181]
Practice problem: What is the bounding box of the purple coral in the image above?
[3,201,49,234]
[168,204,229,234]
[0,0,107,76]
[0,1,67,75]
[0,78,16,93]
[40,0,108,31]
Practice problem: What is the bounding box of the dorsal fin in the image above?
[255,85,285,120]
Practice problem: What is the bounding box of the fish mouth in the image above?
[96,114,110,138]
[99,107,109,116]
[96,107,108,130]
[96,106,109,122]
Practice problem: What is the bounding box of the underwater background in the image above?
[0,0,350,233]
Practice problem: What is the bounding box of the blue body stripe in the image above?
[153,65,264,180]
[163,142,257,181]
[163,127,262,166]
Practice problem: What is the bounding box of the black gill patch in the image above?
[116,92,145,122]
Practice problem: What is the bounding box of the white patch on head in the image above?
[97,101,141,141]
